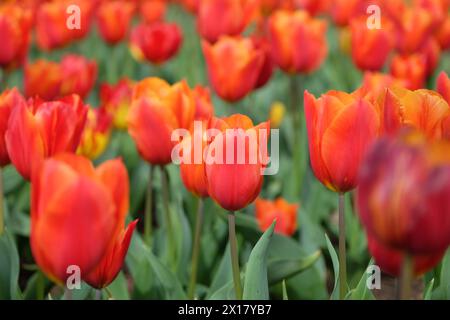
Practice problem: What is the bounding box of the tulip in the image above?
[396,7,433,54]
[329,0,366,27]
[419,38,441,77]
[128,77,195,165]
[139,0,166,23]
[251,36,274,89]
[255,197,298,236]
[349,16,394,71]
[304,90,380,193]
[24,59,63,100]
[192,86,214,121]
[60,55,98,100]
[437,72,450,104]
[129,22,182,65]
[77,108,113,160]
[202,36,264,102]
[0,3,32,70]
[268,10,327,74]
[97,0,136,45]
[31,154,127,285]
[196,0,256,43]
[296,0,330,16]
[355,72,406,102]
[390,54,427,90]
[100,78,134,129]
[435,15,450,50]
[367,235,445,278]
[377,87,450,140]
[5,94,88,180]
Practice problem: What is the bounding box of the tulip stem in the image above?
[228,212,242,300]
[399,253,413,300]
[104,287,114,300]
[36,271,45,300]
[144,164,153,246]
[187,197,204,300]
[161,166,175,267]
[338,193,347,299]
[0,167,4,236]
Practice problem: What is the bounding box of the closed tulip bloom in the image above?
[329,0,365,27]
[128,77,195,165]
[304,90,380,192]
[367,235,445,277]
[251,36,274,89]
[435,15,450,50]
[202,36,264,102]
[355,72,406,101]
[0,4,32,70]
[139,0,166,23]
[197,0,255,43]
[390,54,427,90]
[268,10,327,74]
[60,55,97,99]
[130,22,182,65]
[419,38,441,77]
[205,114,269,211]
[193,86,214,121]
[97,0,135,45]
[100,78,134,129]
[357,132,450,255]
[377,87,450,140]
[0,88,26,167]
[437,71,450,104]
[5,95,88,180]
[255,197,298,236]
[349,16,394,71]
[24,59,63,100]
[396,7,433,54]
[77,108,113,160]
[31,154,126,284]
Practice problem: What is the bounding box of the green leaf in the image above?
[206,243,232,299]
[325,233,340,300]
[242,221,275,300]
[208,280,235,300]
[106,271,130,300]
[126,233,155,295]
[347,260,375,300]
[0,230,22,299]
[424,278,435,300]
[268,250,321,285]
[282,280,288,300]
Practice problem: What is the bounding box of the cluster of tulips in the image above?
[0,0,449,301]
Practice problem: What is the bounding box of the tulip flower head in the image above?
[390,54,427,90]
[97,0,136,45]
[437,71,450,105]
[100,78,134,130]
[255,197,298,236]
[357,131,450,255]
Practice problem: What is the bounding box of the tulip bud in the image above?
[357,131,450,255]
[255,197,298,236]
[100,79,134,130]
[59,55,98,99]
[304,90,380,192]
[139,0,166,23]
[390,54,427,90]
[25,59,63,101]
[192,85,214,121]
[97,0,136,45]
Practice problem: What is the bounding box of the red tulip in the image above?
[396,7,433,54]
[31,154,126,284]
[0,88,26,167]
[130,22,182,65]
[435,14,450,50]
[139,0,166,23]
[192,85,214,121]
[304,90,380,192]
[367,235,445,277]
[128,77,195,165]
[390,54,427,90]
[97,0,136,45]
[419,38,441,77]
[357,131,450,255]
[437,71,450,104]
[202,36,264,102]
[100,78,134,129]
[255,197,298,236]
[268,10,327,74]
[251,36,274,89]
[5,94,88,180]
[205,114,269,211]
[24,59,63,100]
[59,55,97,99]
[355,72,406,102]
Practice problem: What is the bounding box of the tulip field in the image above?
[1,0,450,304]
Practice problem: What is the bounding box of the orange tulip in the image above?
[255,197,298,236]
[367,235,445,277]
[129,22,182,65]
[435,14,450,50]
[437,71,450,104]
[390,54,427,90]
[192,85,214,121]
[304,90,380,192]
[31,154,127,284]
[196,0,256,43]
[355,72,406,102]
[100,78,134,129]
[97,0,136,45]
[77,108,113,160]
[419,38,441,77]
[396,7,433,54]
[357,131,450,255]
[0,3,32,70]
[0,88,26,167]
[24,59,63,100]
[251,36,274,89]
[349,16,394,71]
[139,0,166,23]
[377,87,450,140]
[202,36,264,102]
[296,0,330,16]
[205,114,269,211]
[268,10,327,74]
[5,94,88,180]
[128,77,195,165]
[59,55,98,99]
[329,0,365,27]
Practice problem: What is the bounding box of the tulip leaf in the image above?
[126,233,155,295]
[2,166,24,195]
[206,243,232,299]
[424,278,435,300]
[208,280,236,300]
[267,250,321,285]
[106,271,130,300]
[346,260,375,300]
[243,221,276,300]
[282,280,288,300]
[325,233,340,300]
[0,230,22,299]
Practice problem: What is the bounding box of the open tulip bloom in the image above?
[1,0,450,304]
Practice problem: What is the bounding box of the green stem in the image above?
[338,193,347,300]
[36,271,45,300]
[161,166,175,267]
[104,287,114,300]
[399,253,413,300]
[144,164,153,246]
[187,197,204,299]
[0,166,4,236]
[228,212,242,300]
